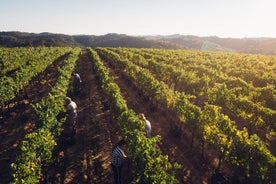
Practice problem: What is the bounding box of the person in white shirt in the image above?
[65,97,77,136]
[140,113,151,138]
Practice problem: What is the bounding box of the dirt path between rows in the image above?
[42,52,133,184]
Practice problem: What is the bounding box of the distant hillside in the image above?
[0,32,78,47]
[145,35,276,55]
[1,31,276,55]
[0,32,181,49]
[77,33,182,49]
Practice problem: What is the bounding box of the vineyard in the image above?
[0,47,275,184]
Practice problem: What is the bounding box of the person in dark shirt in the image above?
[111,139,127,184]
[72,73,82,93]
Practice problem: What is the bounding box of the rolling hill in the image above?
[1,31,276,55]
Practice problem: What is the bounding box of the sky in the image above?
[1,0,276,38]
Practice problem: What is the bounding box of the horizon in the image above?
[1,0,276,38]
[2,31,276,40]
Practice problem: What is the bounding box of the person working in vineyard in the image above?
[72,72,82,94]
[65,97,77,138]
[140,113,151,138]
[111,139,127,184]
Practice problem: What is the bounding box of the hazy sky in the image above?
[1,0,276,38]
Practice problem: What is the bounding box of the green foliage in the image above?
[10,47,81,183]
[99,47,276,183]
[88,48,179,183]
[0,47,73,107]
[11,129,56,184]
